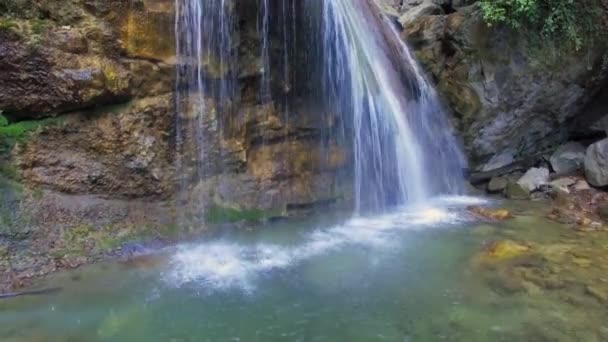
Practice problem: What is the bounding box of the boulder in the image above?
[585,139,608,187]
[517,167,550,192]
[574,179,592,191]
[398,0,443,27]
[550,142,586,174]
[550,177,576,193]
[505,181,530,200]
[481,150,514,172]
[487,176,508,193]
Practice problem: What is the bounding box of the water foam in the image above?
[164,196,487,292]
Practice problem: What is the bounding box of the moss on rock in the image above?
[205,205,284,224]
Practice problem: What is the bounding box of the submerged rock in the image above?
[468,206,513,221]
[505,181,531,200]
[585,139,608,187]
[550,142,586,174]
[480,240,532,261]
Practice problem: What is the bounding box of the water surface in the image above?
[2,197,608,341]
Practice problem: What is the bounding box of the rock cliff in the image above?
[385,0,608,171]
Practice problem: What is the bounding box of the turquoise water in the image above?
[2,197,608,341]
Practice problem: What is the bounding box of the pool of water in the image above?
[2,196,608,341]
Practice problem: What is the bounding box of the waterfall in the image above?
[174,0,465,219]
[321,0,465,213]
[258,0,271,102]
[174,0,238,220]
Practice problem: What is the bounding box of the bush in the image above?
[480,0,605,51]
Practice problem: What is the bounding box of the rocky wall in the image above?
[384,0,608,171]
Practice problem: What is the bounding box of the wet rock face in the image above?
[172,0,351,214]
[386,1,608,170]
[16,96,175,198]
[0,0,175,120]
[1,0,177,197]
[2,0,346,214]
[0,37,128,119]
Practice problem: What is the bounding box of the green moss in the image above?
[0,116,63,155]
[0,162,18,180]
[0,18,17,31]
[30,19,48,35]
[0,116,62,140]
[0,113,8,127]
[206,205,283,224]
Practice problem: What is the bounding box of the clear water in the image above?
[4,197,608,341]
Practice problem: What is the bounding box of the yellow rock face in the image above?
[119,0,175,63]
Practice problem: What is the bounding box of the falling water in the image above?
[258,0,271,102]
[174,0,237,219]
[321,0,465,213]
[175,0,465,218]
[169,0,472,292]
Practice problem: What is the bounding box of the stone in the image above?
[550,177,576,188]
[574,179,592,191]
[550,142,586,174]
[482,240,531,261]
[468,206,513,221]
[487,177,508,193]
[598,202,608,222]
[398,0,443,27]
[585,139,608,187]
[506,181,531,200]
[480,150,515,172]
[549,177,576,193]
[517,167,550,192]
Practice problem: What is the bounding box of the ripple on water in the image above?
[164,195,487,292]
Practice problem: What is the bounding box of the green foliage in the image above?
[480,0,605,51]
[0,116,62,156]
